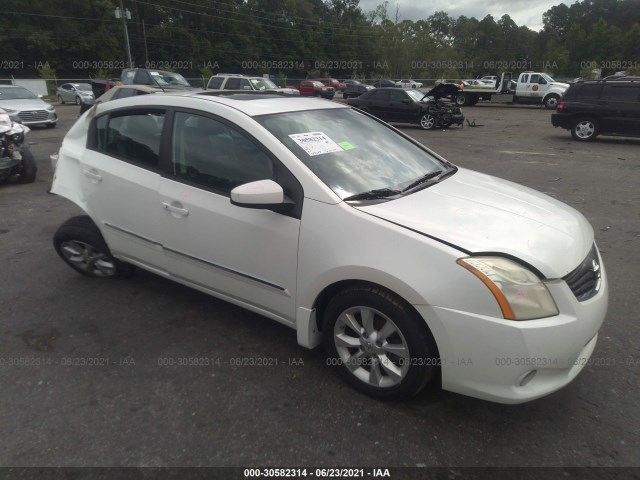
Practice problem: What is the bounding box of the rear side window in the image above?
[224,78,240,89]
[576,84,603,100]
[208,77,223,89]
[95,111,166,168]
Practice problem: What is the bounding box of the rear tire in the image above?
[323,286,438,400]
[571,118,599,142]
[455,93,471,106]
[53,216,136,278]
[58,95,64,104]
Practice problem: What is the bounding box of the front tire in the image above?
[75,96,81,105]
[53,216,136,278]
[544,94,560,110]
[571,118,599,142]
[419,113,437,130]
[323,286,438,400]
[15,147,37,184]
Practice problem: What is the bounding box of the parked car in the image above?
[342,79,363,87]
[296,80,335,99]
[207,74,299,95]
[57,83,95,105]
[121,68,196,90]
[374,79,401,88]
[348,84,464,130]
[552,78,640,141]
[342,84,374,100]
[50,91,608,403]
[316,78,347,92]
[0,85,57,128]
[398,79,423,89]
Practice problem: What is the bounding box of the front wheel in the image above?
[53,216,136,278]
[419,113,437,130]
[544,94,560,110]
[75,96,81,105]
[15,147,37,184]
[323,286,438,400]
[571,118,599,141]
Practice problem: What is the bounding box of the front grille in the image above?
[563,245,602,301]
[18,110,49,122]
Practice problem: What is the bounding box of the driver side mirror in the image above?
[230,179,294,212]
[402,98,410,104]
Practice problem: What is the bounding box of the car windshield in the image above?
[74,83,92,91]
[250,78,278,90]
[406,90,424,102]
[312,82,324,87]
[0,87,38,100]
[542,73,556,83]
[256,108,446,200]
[149,71,191,87]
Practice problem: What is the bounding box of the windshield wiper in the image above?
[401,170,443,193]
[343,188,402,202]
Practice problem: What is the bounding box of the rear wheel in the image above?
[53,216,136,278]
[571,118,599,142]
[419,113,437,130]
[455,93,471,106]
[58,95,64,104]
[323,286,438,400]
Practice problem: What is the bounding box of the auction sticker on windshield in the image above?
[289,132,343,156]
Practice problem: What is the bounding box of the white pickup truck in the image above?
[454,72,570,109]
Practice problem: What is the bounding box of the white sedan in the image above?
[399,79,423,89]
[50,93,608,403]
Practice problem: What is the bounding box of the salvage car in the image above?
[57,83,95,105]
[348,84,464,130]
[0,85,57,128]
[50,92,608,403]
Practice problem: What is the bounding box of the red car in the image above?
[316,78,347,92]
[296,80,335,99]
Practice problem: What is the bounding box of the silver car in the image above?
[57,83,95,105]
[0,85,57,128]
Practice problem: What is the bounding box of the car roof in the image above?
[96,90,347,117]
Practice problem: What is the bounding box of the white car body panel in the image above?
[50,92,608,404]
[356,168,593,278]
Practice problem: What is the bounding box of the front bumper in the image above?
[415,253,608,404]
[17,109,58,126]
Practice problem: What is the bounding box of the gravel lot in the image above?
[1,101,639,472]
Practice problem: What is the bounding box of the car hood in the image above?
[423,83,461,99]
[550,82,570,89]
[268,88,300,95]
[0,98,53,110]
[354,168,593,278]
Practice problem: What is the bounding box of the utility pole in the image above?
[115,0,133,68]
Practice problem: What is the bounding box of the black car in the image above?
[373,79,400,88]
[342,84,374,100]
[348,84,464,130]
[552,78,640,141]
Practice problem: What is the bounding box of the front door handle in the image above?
[162,201,189,217]
[82,168,102,182]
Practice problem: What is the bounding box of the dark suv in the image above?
[551,78,640,141]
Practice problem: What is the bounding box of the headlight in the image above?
[0,112,11,127]
[2,108,17,113]
[457,256,559,320]
[46,105,55,111]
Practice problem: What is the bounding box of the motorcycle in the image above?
[0,108,36,184]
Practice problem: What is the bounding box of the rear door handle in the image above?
[82,168,102,182]
[162,201,189,217]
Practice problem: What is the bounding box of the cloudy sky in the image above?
[357,0,579,31]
